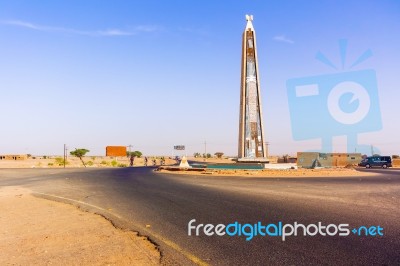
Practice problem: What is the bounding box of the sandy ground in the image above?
[157,157,380,177]
[158,166,377,177]
[0,156,177,168]
[0,186,160,266]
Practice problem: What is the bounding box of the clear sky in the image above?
[0,0,399,156]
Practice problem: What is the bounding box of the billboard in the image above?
[106,146,127,157]
[174,145,185,150]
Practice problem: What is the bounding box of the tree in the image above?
[70,148,89,167]
[193,152,201,158]
[214,152,224,158]
[132,151,142,158]
[203,153,211,158]
[127,151,142,158]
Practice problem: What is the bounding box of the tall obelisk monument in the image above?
[238,15,267,161]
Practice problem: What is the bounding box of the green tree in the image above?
[128,150,142,158]
[70,148,90,167]
[214,152,224,158]
[203,153,211,158]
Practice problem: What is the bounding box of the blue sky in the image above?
[0,0,399,156]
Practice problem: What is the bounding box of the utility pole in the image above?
[63,144,66,168]
[371,145,374,156]
[204,140,207,162]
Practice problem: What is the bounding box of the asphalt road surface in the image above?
[0,167,399,265]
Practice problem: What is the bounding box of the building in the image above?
[297,152,362,168]
[238,15,267,162]
[0,154,28,160]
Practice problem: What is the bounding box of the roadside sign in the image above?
[174,145,185,150]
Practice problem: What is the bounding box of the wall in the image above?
[392,159,400,167]
[297,152,362,168]
[0,155,27,160]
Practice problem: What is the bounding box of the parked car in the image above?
[358,156,392,168]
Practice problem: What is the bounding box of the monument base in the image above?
[208,163,264,170]
[237,157,270,163]
[179,156,191,168]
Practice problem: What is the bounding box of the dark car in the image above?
[358,156,392,168]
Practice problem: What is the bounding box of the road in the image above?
[0,167,399,265]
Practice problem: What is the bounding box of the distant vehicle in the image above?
[358,156,392,168]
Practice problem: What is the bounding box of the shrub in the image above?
[48,163,54,166]
[118,163,127,167]
[87,161,94,166]
[111,160,118,167]
[101,160,107,165]
[54,157,69,166]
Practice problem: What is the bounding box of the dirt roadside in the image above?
[0,186,160,265]
[157,167,378,178]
